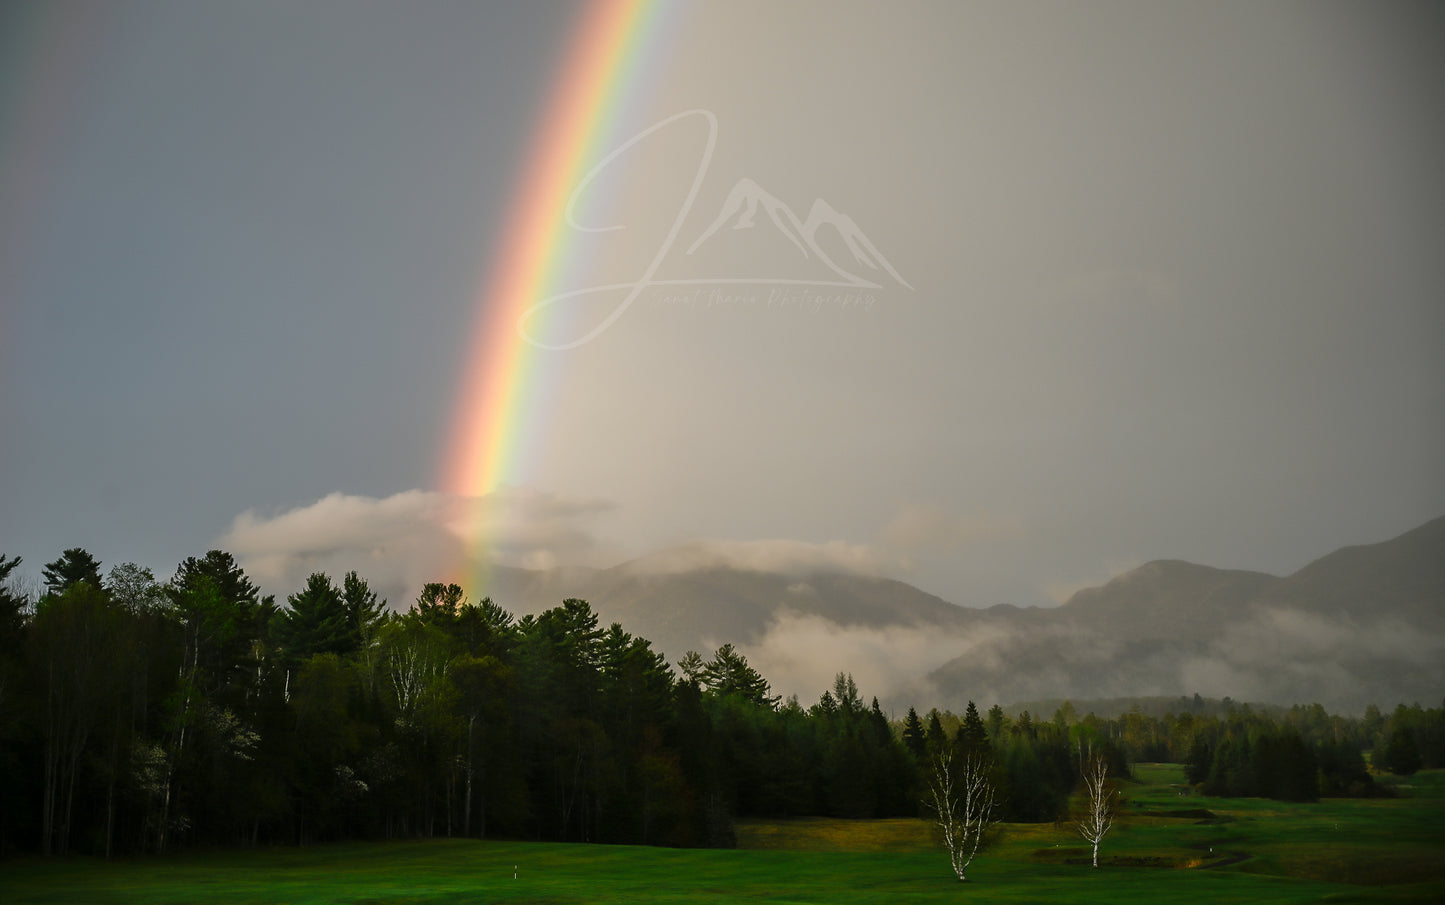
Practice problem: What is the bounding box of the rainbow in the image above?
[439,0,673,590]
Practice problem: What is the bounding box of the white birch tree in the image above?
[926,745,998,882]
[1077,754,1117,868]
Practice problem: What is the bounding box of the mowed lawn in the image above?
[2,767,1442,904]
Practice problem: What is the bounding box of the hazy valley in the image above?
[484,516,1445,714]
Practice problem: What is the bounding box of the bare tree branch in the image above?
[1077,755,1117,868]
[926,746,998,881]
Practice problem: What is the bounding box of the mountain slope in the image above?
[1058,559,1279,640]
[923,517,1445,713]
[484,559,979,664]
[478,517,1444,713]
[1250,515,1445,627]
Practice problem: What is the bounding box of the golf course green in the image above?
[3,765,1441,904]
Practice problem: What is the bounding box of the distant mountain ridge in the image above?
[485,560,978,666]
[481,517,1445,715]
[924,516,1445,713]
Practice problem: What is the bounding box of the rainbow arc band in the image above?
[441,0,668,592]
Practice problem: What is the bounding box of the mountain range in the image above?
[484,517,1445,715]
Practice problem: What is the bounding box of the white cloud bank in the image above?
[618,504,1018,580]
[220,488,616,606]
[742,611,1003,706]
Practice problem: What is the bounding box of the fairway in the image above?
[3,767,1442,904]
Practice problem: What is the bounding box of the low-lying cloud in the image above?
[739,611,993,706]
[1177,607,1445,709]
[221,488,615,606]
[622,504,1016,582]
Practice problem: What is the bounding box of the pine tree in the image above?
[276,572,350,662]
[701,643,776,708]
[985,704,1010,741]
[42,548,104,596]
[0,554,26,640]
[957,701,989,757]
[414,582,466,626]
[902,706,927,759]
[168,551,268,700]
[925,709,947,753]
[340,570,387,653]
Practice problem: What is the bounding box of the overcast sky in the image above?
[3,0,1442,610]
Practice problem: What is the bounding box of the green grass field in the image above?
[3,766,1442,904]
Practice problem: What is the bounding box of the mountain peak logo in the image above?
[686,177,914,291]
[518,109,913,350]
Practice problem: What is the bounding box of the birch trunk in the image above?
[1077,756,1116,868]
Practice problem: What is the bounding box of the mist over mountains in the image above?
[485,517,1445,715]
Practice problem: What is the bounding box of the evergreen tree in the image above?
[925,709,947,753]
[29,582,129,854]
[168,556,265,700]
[413,582,466,626]
[170,551,271,686]
[173,550,260,611]
[956,701,989,757]
[902,706,927,759]
[985,704,1010,742]
[1185,735,1212,785]
[1015,710,1035,738]
[449,595,516,658]
[1381,726,1422,776]
[832,673,862,716]
[41,548,104,596]
[0,554,27,643]
[1316,739,1373,796]
[340,570,388,653]
[276,573,350,662]
[700,644,776,708]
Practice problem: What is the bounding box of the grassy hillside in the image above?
[3,767,1441,904]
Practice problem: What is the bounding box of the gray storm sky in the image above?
[2,0,1442,609]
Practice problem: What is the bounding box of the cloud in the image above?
[878,505,1017,554]
[741,611,993,705]
[1177,606,1445,707]
[620,537,889,577]
[220,487,616,605]
[624,505,1018,581]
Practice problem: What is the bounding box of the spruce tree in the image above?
[903,706,927,758]
[957,701,990,757]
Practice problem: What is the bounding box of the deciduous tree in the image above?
[925,743,998,881]
[1077,754,1116,868]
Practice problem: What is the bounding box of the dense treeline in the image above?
[1,549,925,855]
[0,548,1437,857]
[922,695,1445,804]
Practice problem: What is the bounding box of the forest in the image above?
[1,547,1441,858]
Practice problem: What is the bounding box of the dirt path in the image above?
[1189,841,1250,869]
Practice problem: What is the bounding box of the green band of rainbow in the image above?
[440,0,670,590]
